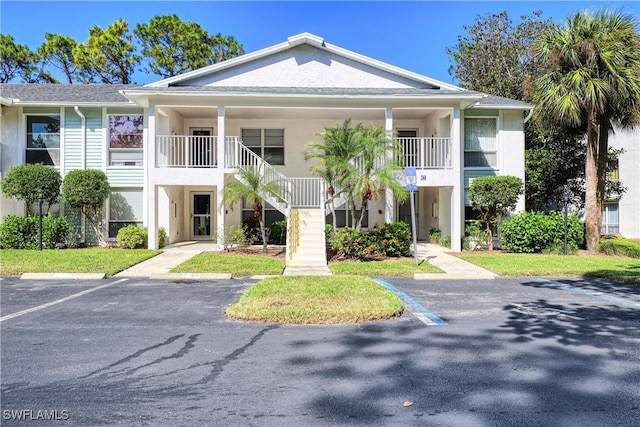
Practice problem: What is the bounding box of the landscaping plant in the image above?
[500,210,584,253]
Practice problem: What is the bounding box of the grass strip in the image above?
[0,248,162,277]
[171,253,285,277]
[226,276,404,324]
[458,253,640,285]
[329,259,443,276]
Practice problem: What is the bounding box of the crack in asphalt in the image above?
[196,324,279,385]
[80,334,186,379]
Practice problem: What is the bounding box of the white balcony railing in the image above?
[290,177,326,208]
[398,137,452,169]
[156,135,220,168]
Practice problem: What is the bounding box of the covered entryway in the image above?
[190,192,213,240]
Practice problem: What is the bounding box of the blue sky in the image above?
[1,1,637,84]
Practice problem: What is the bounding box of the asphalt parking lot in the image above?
[1,276,639,426]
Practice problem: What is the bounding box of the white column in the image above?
[384,107,395,223]
[450,106,463,252]
[216,106,226,250]
[146,104,158,250]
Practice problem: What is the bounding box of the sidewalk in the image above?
[114,241,231,280]
[114,241,496,280]
[413,242,497,280]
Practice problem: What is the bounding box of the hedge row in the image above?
[599,239,640,258]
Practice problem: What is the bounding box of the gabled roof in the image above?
[145,32,463,92]
[0,84,141,106]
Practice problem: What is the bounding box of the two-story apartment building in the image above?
[1,33,532,261]
[605,127,640,238]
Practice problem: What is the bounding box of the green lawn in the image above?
[329,258,443,276]
[226,275,404,324]
[170,253,285,277]
[458,253,640,285]
[0,248,162,277]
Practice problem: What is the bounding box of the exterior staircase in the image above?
[226,138,330,275]
[284,208,331,275]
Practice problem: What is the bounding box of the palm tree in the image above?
[346,124,408,230]
[305,119,361,227]
[222,165,284,254]
[533,10,640,251]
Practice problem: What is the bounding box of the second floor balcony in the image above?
[155,135,453,170]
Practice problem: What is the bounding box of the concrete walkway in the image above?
[413,243,496,280]
[114,241,231,280]
[113,241,496,280]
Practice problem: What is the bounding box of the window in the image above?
[241,128,284,165]
[108,189,143,238]
[601,203,619,235]
[326,207,369,228]
[109,115,144,166]
[464,118,497,167]
[26,115,60,166]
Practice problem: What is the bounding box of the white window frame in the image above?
[602,202,620,235]
[464,117,498,168]
[241,128,285,165]
[108,114,144,167]
[107,188,144,238]
[25,114,61,167]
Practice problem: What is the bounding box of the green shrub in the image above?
[116,225,148,249]
[269,220,287,244]
[464,221,487,250]
[0,215,70,249]
[325,224,334,242]
[331,222,411,259]
[375,222,411,256]
[500,211,584,253]
[158,226,167,248]
[428,228,441,243]
[439,235,451,248]
[42,216,72,248]
[217,225,255,251]
[331,227,366,259]
[599,239,640,258]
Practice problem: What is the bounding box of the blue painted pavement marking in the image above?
[374,278,448,326]
[533,278,640,310]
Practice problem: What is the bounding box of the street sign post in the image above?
[404,168,418,265]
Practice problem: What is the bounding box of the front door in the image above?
[398,190,418,233]
[191,192,213,240]
[398,129,418,167]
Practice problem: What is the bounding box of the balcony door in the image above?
[190,127,213,166]
[191,192,213,240]
[398,129,417,167]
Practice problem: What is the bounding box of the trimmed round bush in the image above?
[500,211,584,253]
[116,225,148,249]
[0,215,70,249]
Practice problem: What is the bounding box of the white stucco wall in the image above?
[610,127,640,238]
[500,110,526,213]
[183,45,427,89]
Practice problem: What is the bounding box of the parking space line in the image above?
[374,278,448,326]
[0,278,128,323]
[533,278,640,310]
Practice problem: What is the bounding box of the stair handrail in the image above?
[225,138,291,216]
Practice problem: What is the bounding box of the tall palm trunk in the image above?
[584,109,600,252]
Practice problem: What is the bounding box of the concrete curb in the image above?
[20,273,106,280]
[149,272,232,280]
[414,273,496,280]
